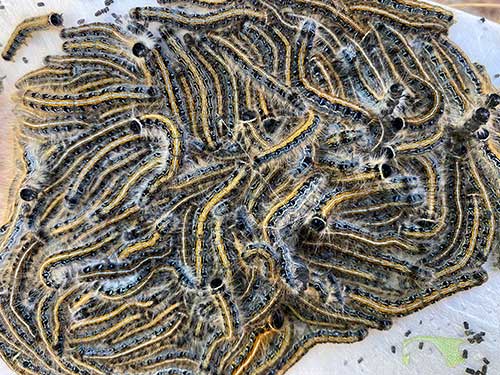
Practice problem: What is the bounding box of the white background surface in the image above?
[0,1,499,374]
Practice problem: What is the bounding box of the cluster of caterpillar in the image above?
[0,0,499,374]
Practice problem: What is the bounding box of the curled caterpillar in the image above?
[2,12,63,61]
